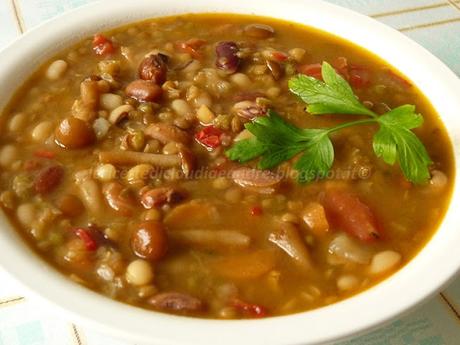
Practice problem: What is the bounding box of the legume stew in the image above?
[0,14,453,319]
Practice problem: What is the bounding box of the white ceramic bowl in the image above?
[0,0,459,344]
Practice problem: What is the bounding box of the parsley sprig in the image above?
[226,62,432,184]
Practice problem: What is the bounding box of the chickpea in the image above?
[125,259,154,286]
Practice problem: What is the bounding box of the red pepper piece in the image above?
[92,34,115,56]
[297,63,323,80]
[250,205,263,216]
[73,228,98,251]
[232,298,267,318]
[34,149,56,159]
[195,126,223,150]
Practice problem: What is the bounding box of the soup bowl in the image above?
[0,0,459,344]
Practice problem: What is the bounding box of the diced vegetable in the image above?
[323,190,381,242]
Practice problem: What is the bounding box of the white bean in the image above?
[8,113,28,132]
[31,121,53,142]
[17,203,37,226]
[337,274,359,291]
[46,60,68,80]
[125,259,154,286]
[171,99,192,117]
[229,73,252,88]
[429,170,447,192]
[0,145,19,168]
[94,164,117,182]
[369,250,401,275]
[100,93,123,111]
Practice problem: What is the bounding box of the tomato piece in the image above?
[176,38,206,59]
[34,149,56,159]
[386,69,411,88]
[323,190,381,242]
[349,65,370,88]
[73,228,98,251]
[92,34,115,56]
[297,63,322,80]
[232,298,267,318]
[195,126,223,150]
[271,51,288,62]
[250,205,263,216]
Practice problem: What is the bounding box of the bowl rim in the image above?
[0,0,459,344]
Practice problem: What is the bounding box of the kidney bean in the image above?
[34,165,64,194]
[148,292,204,313]
[140,187,186,209]
[215,41,240,74]
[243,24,275,39]
[131,221,168,261]
[125,80,163,102]
[54,117,96,149]
[102,181,136,217]
[138,54,168,84]
[233,101,267,120]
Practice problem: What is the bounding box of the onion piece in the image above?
[328,233,372,265]
[269,223,312,271]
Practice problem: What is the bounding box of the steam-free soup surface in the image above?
[0,14,453,318]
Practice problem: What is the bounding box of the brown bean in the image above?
[148,292,203,313]
[243,24,275,39]
[140,187,186,209]
[138,54,168,84]
[131,221,168,261]
[34,165,64,194]
[57,194,84,217]
[125,80,163,102]
[54,117,96,149]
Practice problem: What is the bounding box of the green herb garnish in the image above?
[227,62,432,184]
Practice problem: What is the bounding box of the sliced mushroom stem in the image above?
[170,229,250,250]
[98,150,181,167]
